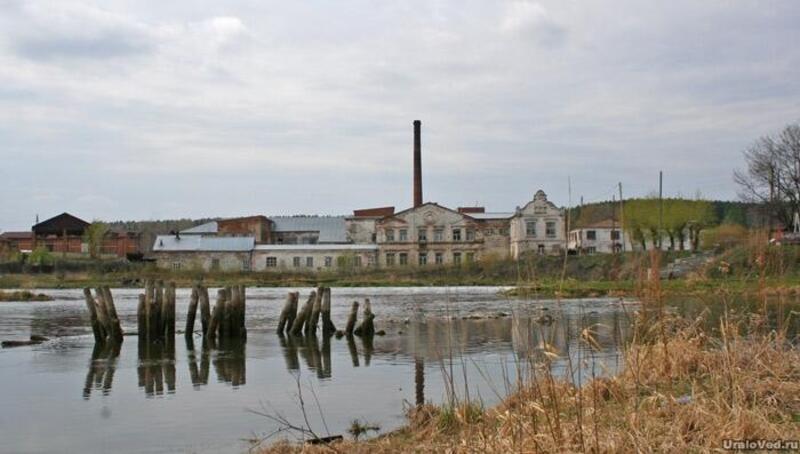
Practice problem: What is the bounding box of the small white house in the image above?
[568,220,626,254]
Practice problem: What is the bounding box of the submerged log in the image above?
[345,301,359,336]
[186,285,199,336]
[277,292,299,334]
[290,291,316,336]
[321,287,336,337]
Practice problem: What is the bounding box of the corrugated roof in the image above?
[270,216,348,243]
[181,221,218,234]
[152,235,254,252]
[254,244,377,251]
[469,212,514,220]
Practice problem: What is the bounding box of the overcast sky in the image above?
[1,1,799,230]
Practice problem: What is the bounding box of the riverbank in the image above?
[261,309,800,453]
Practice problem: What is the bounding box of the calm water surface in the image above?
[0,287,635,454]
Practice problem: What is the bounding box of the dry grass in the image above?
[260,249,800,453]
[261,309,800,453]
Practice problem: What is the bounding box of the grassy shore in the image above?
[261,301,800,453]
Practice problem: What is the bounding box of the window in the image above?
[453,252,462,265]
[371,233,376,243]
[324,256,333,267]
[611,230,620,240]
[306,257,314,267]
[293,257,301,267]
[399,253,408,265]
[418,253,427,266]
[500,228,509,235]
[526,221,537,237]
[466,229,475,241]
[211,258,220,270]
[465,252,475,263]
[486,229,494,235]
[587,246,597,255]
[537,244,545,255]
[399,229,408,241]
[434,229,444,241]
[586,230,597,240]
[265,257,277,267]
[452,228,462,241]
[354,256,362,267]
[546,221,556,238]
[242,258,250,271]
[418,228,427,242]
[435,252,443,264]
[367,255,376,266]
[172,262,182,271]
[386,253,395,266]
[386,229,395,242]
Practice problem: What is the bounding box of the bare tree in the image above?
[734,123,800,229]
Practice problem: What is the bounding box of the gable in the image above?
[32,213,90,235]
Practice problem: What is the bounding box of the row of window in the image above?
[525,220,558,239]
[384,227,478,242]
[385,251,475,266]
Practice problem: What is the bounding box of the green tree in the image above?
[83,221,108,259]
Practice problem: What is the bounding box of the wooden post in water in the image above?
[199,286,210,336]
[137,294,146,338]
[277,292,299,334]
[93,289,112,342]
[186,285,199,336]
[345,301,359,336]
[208,289,225,341]
[306,287,322,336]
[239,285,247,339]
[83,288,104,343]
[321,287,336,337]
[149,281,162,342]
[163,282,176,338]
[354,298,374,337]
[100,286,123,343]
[290,291,316,336]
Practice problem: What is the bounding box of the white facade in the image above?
[252,244,378,271]
[568,221,628,254]
[510,190,566,258]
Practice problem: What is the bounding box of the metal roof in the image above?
[152,235,254,252]
[254,244,377,251]
[270,216,348,243]
[469,212,514,220]
[181,221,218,234]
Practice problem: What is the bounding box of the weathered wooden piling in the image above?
[290,291,316,336]
[83,288,104,343]
[199,286,210,336]
[345,301,359,336]
[354,298,374,337]
[148,281,161,342]
[163,282,176,338]
[321,287,336,336]
[137,294,146,337]
[208,289,225,340]
[277,292,299,334]
[186,286,199,336]
[306,287,323,336]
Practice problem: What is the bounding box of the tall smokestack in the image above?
[413,120,423,208]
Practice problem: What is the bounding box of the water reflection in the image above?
[279,333,334,378]
[212,339,246,387]
[137,338,176,397]
[82,342,120,399]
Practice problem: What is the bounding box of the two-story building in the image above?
[509,190,567,258]
[568,219,627,254]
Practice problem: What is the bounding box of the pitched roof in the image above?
[181,221,219,234]
[254,244,377,251]
[152,235,254,252]
[270,216,348,243]
[469,212,514,220]
[32,213,90,235]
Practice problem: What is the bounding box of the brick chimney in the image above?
[413,120,423,208]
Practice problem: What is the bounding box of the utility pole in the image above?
[658,171,663,250]
[618,182,625,252]
[611,195,617,254]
